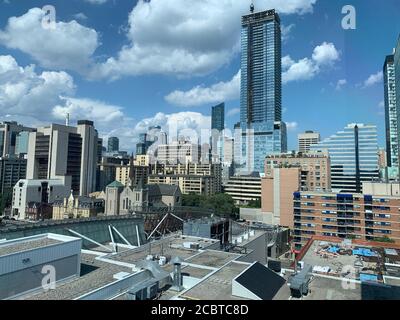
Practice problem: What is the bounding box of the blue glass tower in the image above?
[239,8,287,174]
[311,124,379,193]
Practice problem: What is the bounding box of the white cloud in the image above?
[227,107,240,117]
[0,1,318,79]
[282,42,340,84]
[90,0,318,79]
[0,54,219,151]
[286,121,298,131]
[363,71,383,88]
[0,8,100,73]
[312,42,340,66]
[165,71,240,107]
[336,79,347,90]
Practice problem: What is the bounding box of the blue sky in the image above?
[0,0,399,151]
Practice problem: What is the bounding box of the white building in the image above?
[298,131,320,153]
[12,179,70,220]
[156,140,201,164]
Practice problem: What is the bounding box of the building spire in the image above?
[250,2,254,13]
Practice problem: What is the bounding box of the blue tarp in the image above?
[328,246,340,253]
[352,248,377,257]
[360,274,378,282]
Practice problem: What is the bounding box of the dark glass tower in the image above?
[211,103,225,132]
[239,8,287,174]
[107,136,119,153]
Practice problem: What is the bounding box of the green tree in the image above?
[182,193,239,219]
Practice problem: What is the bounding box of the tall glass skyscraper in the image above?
[311,124,379,193]
[239,8,287,174]
[211,103,225,132]
[395,37,400,165]
[384,54,398,170]
[108,137,119,153]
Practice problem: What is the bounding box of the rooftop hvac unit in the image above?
[249,230,255,237]
[237,236,243,244]
[288,264,313,298]
[126,280,159,301]
[243,233,249,240]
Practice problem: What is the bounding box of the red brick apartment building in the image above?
[293,192,400,250]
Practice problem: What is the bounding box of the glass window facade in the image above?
[384,55,398,169]
[311,124,379,193]
[239,9,286,174]
[211,103,225,132]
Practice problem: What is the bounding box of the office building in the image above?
[136,126,167,156]
[26,121,98,196]
[148,163,222,196]
[211,103,225,132]
[298,131,320,153]
[262,167,301,228]
[156,140,201,165]
[107,137,119,153]
[239,8,287,174]
[384,54,398,170]
[310,124,379,193]
[97,155,130,191]
[223,175,261,205]
[11,179,71,220]
[0,122,34,157]
[15,131,30,155]
[395,37,400,162]
[265,151,331,192]
[0,156,27,195]
[293,191,400,250]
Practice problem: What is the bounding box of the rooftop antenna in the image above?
[250,2,255,13]
[65,113,70,126]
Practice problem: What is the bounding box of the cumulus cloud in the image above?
[0,1,318,79]
[363,71,383,88]
[281,24,295,43]
[0,8,100,73]
[165,71,240,107]
[282,42,340,84]
[90,0,318,79]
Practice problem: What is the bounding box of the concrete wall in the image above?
[363,182,400,196]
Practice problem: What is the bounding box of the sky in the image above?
[0,0,399,151]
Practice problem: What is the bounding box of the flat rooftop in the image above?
[26,253,133,300]
[108,234,219,265]
[180,262,251,300]
[186,250,241,268]
[0,238,61,257]
[301,240,400,281]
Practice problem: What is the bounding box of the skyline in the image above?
[0,0,399,151]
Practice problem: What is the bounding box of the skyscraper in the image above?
[239,8,287,174]
[298,131,320,153]
[108,137,119,153]
[384,54,398,170]
[311,124,379,193]
[395,36,400,168]
[211,103,225,132]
